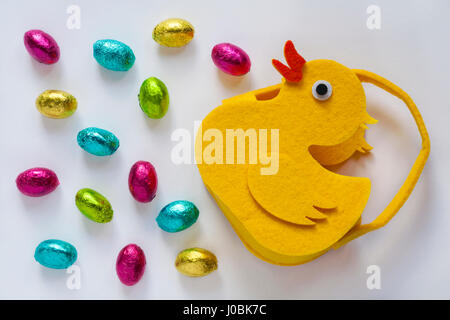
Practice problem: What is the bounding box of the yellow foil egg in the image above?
[175,247,218,277]
[36,90,77,119]
[152,18,194,48]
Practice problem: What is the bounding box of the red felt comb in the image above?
[272,40,306,82]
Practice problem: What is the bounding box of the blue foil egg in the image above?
[156,200,199,232]
[93,39,135,71]
[34,239,77,269]
[77,127,120,156]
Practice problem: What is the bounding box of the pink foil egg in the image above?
[211,43,251,76]
[128,161,158,203]
[116,244,146,286]
[16,167,60,197]
[24,29,60,64]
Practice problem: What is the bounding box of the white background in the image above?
[0,0,448,299]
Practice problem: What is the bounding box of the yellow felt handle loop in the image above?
[333,69,430,250]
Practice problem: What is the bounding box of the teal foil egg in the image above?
[156,200,199,232]
[93,39,135,71]
[77,127,120,156]
[34,239,77,269]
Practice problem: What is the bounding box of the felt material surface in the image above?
[332,70,430,249]
[197,57,374,265]
[309,126,373,166]
[196,42,430,265]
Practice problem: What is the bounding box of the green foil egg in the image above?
[138,77,169,119]
[75,188,113,223]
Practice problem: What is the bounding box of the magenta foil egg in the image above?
[116,244,146,286]
[16,167,60,197]
[211,43,251,76]
[128,161,158,203]
[24,29,60,64]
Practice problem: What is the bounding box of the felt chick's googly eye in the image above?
[196,40,430,266]
[312,80,332,101]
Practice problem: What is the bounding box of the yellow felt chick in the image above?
[196,41,430,265]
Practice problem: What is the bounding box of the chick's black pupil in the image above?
[316,83,328,95]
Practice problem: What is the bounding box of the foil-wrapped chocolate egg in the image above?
[175,248,218,277]
[77,127,120,156]
[116,244,146,286]
[138,77,169,119]
[128,161,158,203]
[36,90,77,119]
[75,188,113,223]
[212,43,251,76]
[24,29,60,64]
[35,239,77,269]
[156,200,199,232]
[16,167,59,197]
[152,18,194,47]
[93,39,135,71]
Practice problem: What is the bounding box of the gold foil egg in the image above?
[36,90,77,119]
[175,248,218,277]
[152,18,194,47]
